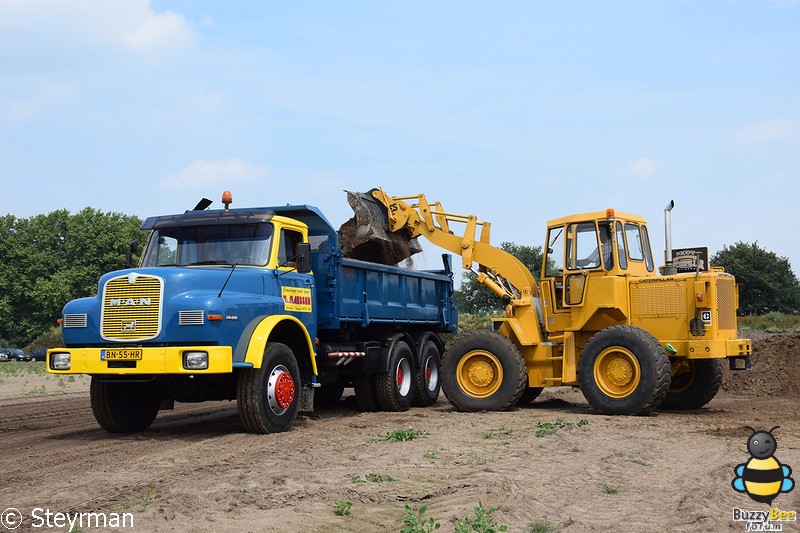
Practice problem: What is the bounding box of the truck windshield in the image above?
[142,223,274,267]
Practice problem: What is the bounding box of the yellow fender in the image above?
[243,315,318,375]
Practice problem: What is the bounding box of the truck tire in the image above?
[376,341,415,411]
[516,385,544,406]
[660,358,723,410]
[237,342,301,434]
[353,374,380,412]
[90,378,159,433]
[412,340,441,407]
[441,330,526,412]
[578,325,670,415]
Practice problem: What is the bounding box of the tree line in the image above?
[0,209,146,347]
[0,208,797,347]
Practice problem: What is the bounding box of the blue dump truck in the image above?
[47,194,457,433]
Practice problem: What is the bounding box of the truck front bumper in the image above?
[46,346,233,375]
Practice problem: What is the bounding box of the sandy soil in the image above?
[1,333,798,533]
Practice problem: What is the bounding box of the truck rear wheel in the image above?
[376,341,414,411]
[661,358,723,410]
[412,340,441,407]
[90,378,159,433]
[237,342,301,434]
[578,325,670,415]
[441,330,526,412]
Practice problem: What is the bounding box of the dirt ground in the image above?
[2,332,799,533]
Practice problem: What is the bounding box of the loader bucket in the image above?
[338,190,422,265]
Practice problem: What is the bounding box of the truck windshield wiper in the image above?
[186,260,233,266]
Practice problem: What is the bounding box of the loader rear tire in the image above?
[237,342,301,434]
[441,330,526,412]
[660,358,723,410]
[517,385,544,406]
[412,340,441,407]
[90,378,159,433]
[578,325,670,415]
[376,341,414,412]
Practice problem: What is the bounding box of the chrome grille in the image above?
[101,274,163,341]
[62,314,88,328]
[179,310,205,326]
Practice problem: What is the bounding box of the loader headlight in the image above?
[183,351,209,370]
[50,352,71,370]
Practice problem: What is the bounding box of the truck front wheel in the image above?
[90,378,159,433]
[660,358,723,410]
[237,342,301,434]
[376,340,415,411]
[578,325,671,415]
[441,330,527,412]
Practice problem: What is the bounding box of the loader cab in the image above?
[541,210,655,317]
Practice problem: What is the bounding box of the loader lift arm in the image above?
[368,187,540,309]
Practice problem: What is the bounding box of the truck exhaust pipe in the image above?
[663,200,677,276]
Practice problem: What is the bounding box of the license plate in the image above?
[101,349,143,361]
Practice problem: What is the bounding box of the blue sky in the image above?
[1,1,798,276]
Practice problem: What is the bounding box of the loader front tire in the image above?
[660,358,723,410]
[441,330,526,412]
[237,342,301,434]
[578,325,670,415]
[90,378,160,433]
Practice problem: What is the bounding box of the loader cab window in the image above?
[568,222,604,270]
[624,223,655,272]
[544,227,565,278]
[615,221,628,270]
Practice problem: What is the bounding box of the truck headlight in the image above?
[50,352,71,370]
[183,351,209,370]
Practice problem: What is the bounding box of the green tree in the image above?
[711,241,800,315]
[455,242,544,315]
[0,208,146,345]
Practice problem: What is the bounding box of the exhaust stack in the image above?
[663,200,677,275]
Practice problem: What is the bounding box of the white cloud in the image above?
[733,119,800,147]
[159,158,266,190]
[625,157,656,180]
[0,0,195,57]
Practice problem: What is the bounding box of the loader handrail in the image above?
[371,188,539,306]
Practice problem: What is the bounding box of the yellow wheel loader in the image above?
[347,189,752,415]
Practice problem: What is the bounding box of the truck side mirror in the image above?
[124,240,139,269]
[296,243,312,274]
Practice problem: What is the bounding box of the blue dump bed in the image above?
[269,205,457,333]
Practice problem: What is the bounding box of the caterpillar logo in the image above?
[281,286,312,313]
[108,298,152,307]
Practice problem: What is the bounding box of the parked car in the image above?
[30,348,47,362]
[0,348,32,362]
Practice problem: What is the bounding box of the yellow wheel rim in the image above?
[593,347,641,398]
[669,358,696,394]
[456,350,504,398]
